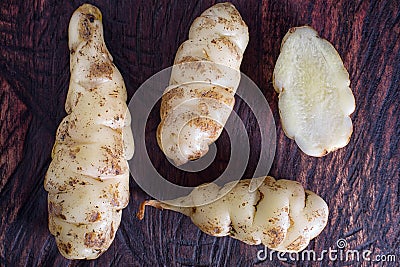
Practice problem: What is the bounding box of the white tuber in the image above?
[44,4,134,259]
[138,176,329,253]
[157,2,249,165]
[273,26,355,157]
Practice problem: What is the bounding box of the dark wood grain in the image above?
[1,0,399,266]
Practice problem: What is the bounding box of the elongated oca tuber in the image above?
[273,26,355,157]
[157,2,249,165]
[44,4,134,259]
[138,176,328,252]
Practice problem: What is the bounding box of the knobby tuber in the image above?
[44,4,134,259]
[138,176,328,253]
[157,2,249,165]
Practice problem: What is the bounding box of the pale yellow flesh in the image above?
[158,3,249,165]
[44,4,134,260]
[138,176,329,253]
[273,26,355,157]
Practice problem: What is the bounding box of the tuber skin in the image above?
[138,176,329,253]
[273,26,355,157]
[44,4,134,259]
[157,2,249,165]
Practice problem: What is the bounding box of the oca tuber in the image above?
[157,2,249,165]
[44,4,134,259]
[138,176,329,253]
[273,26,355,157]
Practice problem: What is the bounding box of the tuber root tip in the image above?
[136,200,164,220]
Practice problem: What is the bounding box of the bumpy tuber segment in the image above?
[138,176,328,253]
[273,26,355,157]
[157,3,249,165]
[44,4,134,259]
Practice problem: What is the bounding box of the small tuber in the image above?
[157,2,249,165]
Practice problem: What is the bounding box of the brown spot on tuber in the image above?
[87,211,101,222]
[90,62,113,80]
[84,231,106,248]
[58,242,72,255]
[286,236,307,251]
[266,226,285,247]
[69,147,80,159]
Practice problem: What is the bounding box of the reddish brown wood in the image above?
[0,0,399,266]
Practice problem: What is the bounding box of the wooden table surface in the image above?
[1,0,399,266]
